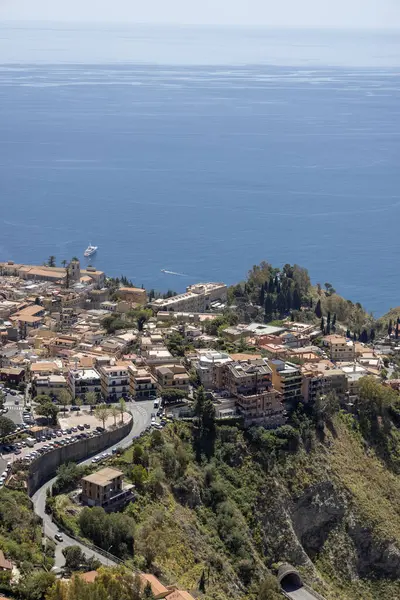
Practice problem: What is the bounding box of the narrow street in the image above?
[31,400,153,569]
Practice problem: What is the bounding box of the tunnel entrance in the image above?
[277,563,303,592]
[280,572,303,592]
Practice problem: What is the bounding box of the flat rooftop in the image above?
[82,467,123,486]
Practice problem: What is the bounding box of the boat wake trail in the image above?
[161,270,187,277]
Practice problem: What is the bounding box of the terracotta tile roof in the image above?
[140,574,170,598]
[166,590,196,600]
[79,571,98,583]
[0,551,13,570]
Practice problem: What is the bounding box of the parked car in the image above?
[96,426,105,433]
[84,423,90,429]
[14,449,21,455]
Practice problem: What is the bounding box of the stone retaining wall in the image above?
[27,418,132,495]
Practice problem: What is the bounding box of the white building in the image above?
[151,282,227,313]
[68,368,102,400]
[196,350,232,390]
[99,364,130,401]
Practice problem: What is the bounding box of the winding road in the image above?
[31,400,154,569]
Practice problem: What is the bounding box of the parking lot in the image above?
[0,409,132,482]
[58,410,128,431]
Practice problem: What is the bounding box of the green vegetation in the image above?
[79,507,135,558]
[34,394,59,424]
[0,488,55,599]
[94,403,110,428]
[95,382,400,598]
[0,415,16,441]
[228,260,373,335]
[46,567,148,600]
[62,546,100,576]
[102,307,153,334]
[51,463,90,496]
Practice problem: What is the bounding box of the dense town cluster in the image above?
[0,258,392,430]
[0,258,398,600]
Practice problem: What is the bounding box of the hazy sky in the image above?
[1,0,400,29]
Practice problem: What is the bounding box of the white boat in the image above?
[84,244,98,257]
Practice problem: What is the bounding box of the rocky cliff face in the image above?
[254,453,400,598]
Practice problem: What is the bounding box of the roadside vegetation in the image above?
[45,381,400,600]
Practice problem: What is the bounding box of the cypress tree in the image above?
[346,329,351,338]
[315,299,322,319]
[332,313,337,327]
[199,570,206,593]
[388,320,393,336]
[396,322,399,340]
[292,286,302,311]
[259,283,265,307]
[320,317,325,332]
[268,276,275,294]
[370,329,375,342]
[327,311,331,326]
[264,295,274,322]
[277,291,286,316]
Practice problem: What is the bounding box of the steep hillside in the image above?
[98,407,400,600]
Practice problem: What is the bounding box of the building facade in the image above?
[151,282,227,313]
[99,364,130,400]
[270,360,303,405]
[81,468,133,511]
[68,368,102,400]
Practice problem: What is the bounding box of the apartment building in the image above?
[220,359,285,426]
[154,364,190,393]
[99,363,130,400]
[117,287,147,306]
[151,282,227,313]
[68,368,102,400]
[323,335,355,362]
[270,360,303,405]
[195,350,232,389]
[128,365,158,399]
[32,374,68,398]
[81,468,133,511]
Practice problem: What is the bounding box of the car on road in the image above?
[91,457,100,463]
[54,534,63,542]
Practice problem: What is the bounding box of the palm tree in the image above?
[85,391,97,412]
[94,404,110,429]
[48,256,56,267]
[61,260,67,269]
[110,405,119,427]
[119,398,126,423]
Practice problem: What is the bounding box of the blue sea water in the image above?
[0,24,400,315]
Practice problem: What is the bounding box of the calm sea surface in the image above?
[1,24,400,315]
